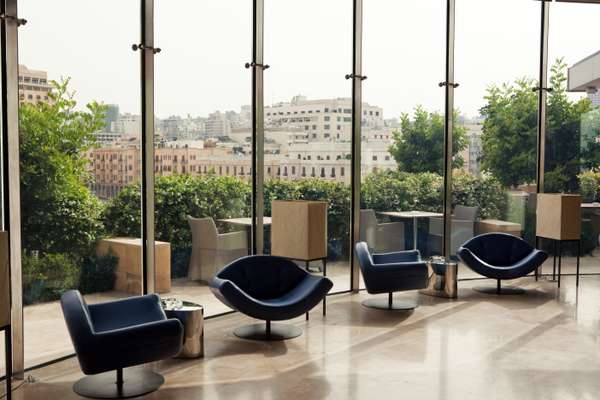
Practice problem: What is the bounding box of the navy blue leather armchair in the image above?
[457,233,548,294]
[210,255,333,340]
[355,242,428,310]
[61,290,183,399]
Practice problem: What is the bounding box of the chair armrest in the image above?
[94,318,183,348]
[429,217,443,235]
[371,260,428,273]
[88,294,166,326]
[373,250,420,264]
[217,230,248,251]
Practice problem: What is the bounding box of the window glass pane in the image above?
[361,1,445,288]
[453,0,540,277]
[546,2,600,277]
[155,0,252,316]
[18,0,141,367]
[263,0,352,293]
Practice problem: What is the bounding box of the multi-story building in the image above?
[205,111,232,137]
[112,113,141,137]
[18,64,52,104]
[265,95,383,142]
[459,123,483,176]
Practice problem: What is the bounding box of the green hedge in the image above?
[579,171,600,202]
[104,172,510,277]
[22,252,118,305]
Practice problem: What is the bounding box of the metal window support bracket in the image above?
[345,74,367,80]
[0,13,26,26]
[132,43,161,54]
[532,86,553,92]
[245,62,269,70]
[439,81,459,88]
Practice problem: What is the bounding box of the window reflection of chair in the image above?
[360,209,405,253]
[187,216,247,282]
[429,205,478,256]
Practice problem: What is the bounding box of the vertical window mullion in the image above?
[141,0,156,294]
[2,0,24,378]
[350,0,363,291]
[442,0,456,259]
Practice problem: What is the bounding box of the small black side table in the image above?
[281,257,327,319]
[1,324,11,400]
[537,236,581,288]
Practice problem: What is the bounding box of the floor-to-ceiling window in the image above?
[17,0,142,368]
[360,0,446,287]
[154,1,252,317]
[546,0,600,277]
[453,0,540,277]
[262,0,353,293]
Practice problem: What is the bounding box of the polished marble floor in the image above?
[5,269,600,400]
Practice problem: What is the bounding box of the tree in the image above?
[480,58,593,190]
[19,79,106,256]
[479,78,538,188]
[388,106,467,175]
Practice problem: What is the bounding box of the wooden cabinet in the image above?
[536,194,581,240]
[271,200,327,261]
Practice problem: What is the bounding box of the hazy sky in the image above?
[18,0,599,120]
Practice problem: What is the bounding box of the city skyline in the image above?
[17,0,597,119]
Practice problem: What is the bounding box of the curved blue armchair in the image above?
[210,255,333,340]
[355,242,428,310]
[457,233,548,294]
[61,290,183,399]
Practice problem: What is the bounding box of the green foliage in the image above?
[22,253,80,305]
[480,78,538,188]
[362,170,507,220]
[579,171,600,202]
[79,253,118,295]
[545,58,593,192]
[580,107,600,170]
[19,79,106,255]
[388,107,467,174]
[480,59,593,190]
[451,172,507,219]
[361,170,443,213]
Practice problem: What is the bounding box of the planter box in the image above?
[97,238,171,294]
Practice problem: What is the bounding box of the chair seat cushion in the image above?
[458,233,548,280]
[211,270,333,321]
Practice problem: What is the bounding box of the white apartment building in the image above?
[459,123,483,176]
[265,95,384,142]
[112,113,141,137]
[18,64,52,104]
[205,111,232,137]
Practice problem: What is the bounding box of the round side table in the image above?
[419,256,458,299]
[162,299,204,358]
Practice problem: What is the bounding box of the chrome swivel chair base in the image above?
[234,320,302,341]
[73,368,164,399]
[362,293,417,311]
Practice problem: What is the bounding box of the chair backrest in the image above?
[60,290,95,352]
[461,233,533,266]
[454,205,478,221]
[355,241,374,276]
[188,216,218,249]
[216,255,307,300]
